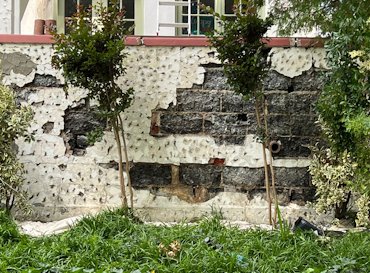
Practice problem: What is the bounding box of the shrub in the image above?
[206,0,278,225]
[272,0,370,226]
[52,0,134,208]
[0,83,33,213]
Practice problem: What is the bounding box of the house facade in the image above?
[1,0,273,35]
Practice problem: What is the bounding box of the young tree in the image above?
[206,0,278,225]
[272,0,370,225]
[0,82,33,214]
[52,1,134,209]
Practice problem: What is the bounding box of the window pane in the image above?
[182,15,190,34]
[225,0,235,14]
[124,21,135,33]
[122,0,134,19]
[80,0,92,10]
[191,0,197,14]
[191,16,198,35]
[199,16,214,34]
[65,0,77,17]
[200,0,214,9]
[200,0,214,14]
[182,5,189,14]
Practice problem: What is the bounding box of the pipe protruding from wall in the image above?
[269,140,282,154]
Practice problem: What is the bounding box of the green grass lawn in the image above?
[1,209,369,273]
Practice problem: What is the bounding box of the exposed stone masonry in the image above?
[147,66,325,205]
[151,67,323,150]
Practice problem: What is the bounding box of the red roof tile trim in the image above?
[0,34,325,48]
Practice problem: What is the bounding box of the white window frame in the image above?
[57,0,140,34]
[178,0,268,36]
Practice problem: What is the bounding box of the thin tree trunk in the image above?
[112,116,128,208]
[255,98,272,225]
[118,114,134,209]
[263,99,278,226]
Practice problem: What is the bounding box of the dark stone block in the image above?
[265,92,289,114]
[175,89,221,112]
[272,136,315,158]
[287,92,319,115]
[221,92,244,113]
[130,163,172,187]
[204,113,249,136]
[160,113,203,134]
[180,164,222,188]
[291,115,321,136]
[222,92,255,113]
[64,104,106,136]
[63,103,106,156]
[268,114,291,136]
[263,70,291,91]
[203,67,230,90]
[292,69,327,91]
[223,167,265,187]
[274,167,311,187]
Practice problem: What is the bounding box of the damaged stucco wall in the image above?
[0,42,330,223]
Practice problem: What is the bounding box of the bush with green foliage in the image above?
[52,0,134,208]
[272,0,370,225]
[206,0,278,225]
[0,210,23,244]
[0,83,33,213]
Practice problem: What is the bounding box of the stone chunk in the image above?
[204,113,249,136]
[265,92,289,114]
[203,67,230,90]
[174,89,221,112]
[274,167,310,187]
[221,92,255,113]
[292,69,326,91]
[160,113,203,134]
[287,92,318,115]
[267,114,291,136]
[64,104,105,136]
[290,115,320,136]
[130,163,172,187]
[63,103,106,156]
[223,167,265,187]
[180,164,222,188]
[263,70,291,91]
